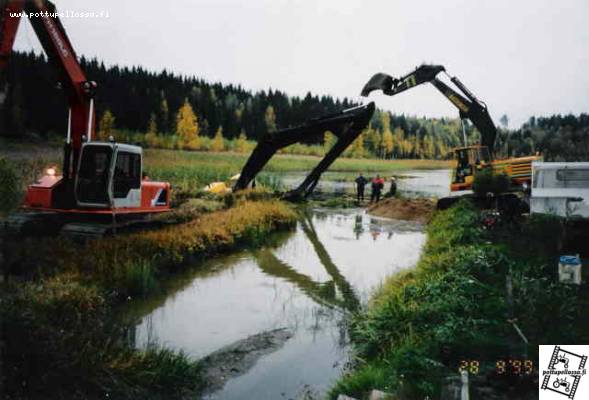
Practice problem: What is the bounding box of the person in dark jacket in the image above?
[355,173,368,202]
[371,174,385,203]
[388,176,397,197]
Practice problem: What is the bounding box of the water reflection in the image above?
[353,214,364,239]
[299,212,360,311]
[120,208,426,399]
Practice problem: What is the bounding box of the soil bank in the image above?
[367,197,436,224]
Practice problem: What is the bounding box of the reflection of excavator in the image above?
[361,65,540,194]
[255,213,360,312]
[1,1,170,237]
[234,103,375,199]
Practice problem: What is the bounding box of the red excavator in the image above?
[0,0,170,237]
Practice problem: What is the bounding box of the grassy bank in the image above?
[2,278,204,400]
[2,199,297,399]
[330,201,586,399]
[22,199,297,296]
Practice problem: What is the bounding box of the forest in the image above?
[2,51,588,161]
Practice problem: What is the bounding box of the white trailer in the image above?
[531,162,589,219]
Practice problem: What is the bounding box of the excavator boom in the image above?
[361,64,497,155]
[235,102,375,199]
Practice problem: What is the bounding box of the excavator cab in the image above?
[75,142,143,208]
[24,140,169,213]
[451,145,491,191]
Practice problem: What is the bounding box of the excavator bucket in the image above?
[234,102,375,200]
[360,73,395,97]
[361,65,446,98]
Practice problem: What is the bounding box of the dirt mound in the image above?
[368,197,435,224]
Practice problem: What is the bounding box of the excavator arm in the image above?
[0,0,23,123]
[234,102,375,199]
[0,0,96,179]
[361,64,497,156]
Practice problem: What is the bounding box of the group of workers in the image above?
[355,173,396,203]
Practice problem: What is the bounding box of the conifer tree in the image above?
[98,109,115,140]
[147,113,157,135]
[211,126,225,152]
[175,98,200,149]
[380,112,394,158]
[350,133,365,158]
[324,130,337,152]
[264,105,277,133]
[159,96,170,133]
[145,112,159,147]
[381,129,394,159]
[236,130,248,153]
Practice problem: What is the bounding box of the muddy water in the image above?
[280,169,452,198]
[121,209,426,399]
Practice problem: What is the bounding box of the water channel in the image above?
[120,170,450,399]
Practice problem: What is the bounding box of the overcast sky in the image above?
[14,0,589,127]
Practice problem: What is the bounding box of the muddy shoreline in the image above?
[200,328,294,395]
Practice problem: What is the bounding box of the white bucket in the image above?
[558,255,582,285]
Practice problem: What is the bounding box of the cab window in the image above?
[113,152,141,198]
[76,145,112,204]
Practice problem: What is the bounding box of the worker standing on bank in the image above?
[371,174,385,203]
[355,172,368,202]
[388,176,397,197]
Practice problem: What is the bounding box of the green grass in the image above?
[144,149,450,199]
[145,149,450,175]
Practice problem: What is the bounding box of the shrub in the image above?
[108,346,204,398]
[329,363,393,400]
[520,213,564,254]
[120,260,159,298]
[0,158,21,213]
[424,199,483,254]
[472,168,510,196]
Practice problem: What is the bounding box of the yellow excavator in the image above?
[361,64,539,200]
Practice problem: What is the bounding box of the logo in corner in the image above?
[540,345,588,399]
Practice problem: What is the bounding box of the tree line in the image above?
[2,51,588,161]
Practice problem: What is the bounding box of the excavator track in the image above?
[2,211,165,242]
[59,222,114,241]
[2,212,66,237]
[60,218,165,242]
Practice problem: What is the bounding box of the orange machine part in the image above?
[23,177,171,214]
